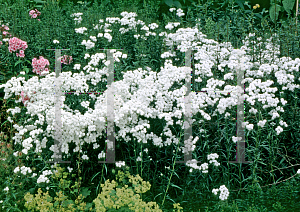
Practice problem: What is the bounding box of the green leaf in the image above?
[14,60,23,67]
[173,1,182,8]
[23,67,30,74]
[79,187,91,199]
[236,0,246,10]
[282,0,295,13]
[164,0,174,7]
[34,0,47,3]
[269,4,282,23]
[254,13,262,19]
[170,183,183,190]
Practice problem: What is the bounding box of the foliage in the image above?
[0,0,300,211]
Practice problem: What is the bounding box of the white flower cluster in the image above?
[37,169,53,184]
[207,153,220,166]
[186,153,220,173]
[115,161,125,168]
[81,39,95,50]
[176,8,185,17]
[232,136,242,143]
[98,150,106,159]
[165,22,181,30]
[67,166,73,173]
[13,166,32,175]
[70,12,83,25]
[82,154,89,160]
[1,10,299,202]
[75,27,87,34]
[212,185,230,200]
[257,119,267,128]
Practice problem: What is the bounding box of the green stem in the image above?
[161,127,183,208]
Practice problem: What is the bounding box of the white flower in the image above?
[246,124,254,131]
[257,120,267,127]
[14,167,20,173]
[148,23,159,30]
[53,40,59,44]
[98,151,105,159]
[297,169,300,174]
[207,153,219,160]
[116,161,125,168]
[67,167,73,173]
[13,151,19,157]
[103,33,112,42]
[232,136,242,143]
[275,126,283,135]
[169,8,176,12]
[165,23,174,30]
[3,187,9,192]
[212,188,219,195]
[82,154,89,160]
[89,36,97,42]
[73,64,81,70]
[75,27,87,34]
[176,8,185,17]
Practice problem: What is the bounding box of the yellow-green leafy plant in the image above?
[23,165,183,211]
[93,170,163,211]
[23,164,93,212]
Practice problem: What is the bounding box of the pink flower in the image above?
[31,56,50,76]
[20,90,35,107]
[0,41,2,45]
[37,19,40,21]
[20,91,25,99]
[61,55,73,64]
[32,14,37,19]
[29,10,35,16]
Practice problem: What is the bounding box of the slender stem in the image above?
[161,127,183,207]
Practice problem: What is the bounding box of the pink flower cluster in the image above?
[0,24,12,46]
[32,56,50,76]
[29,9,41,21]
[20,91,36,107]
[61,55,73,65]
[8,37,28,58]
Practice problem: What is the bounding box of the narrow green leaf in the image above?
[269,4,281,23]
[14,60,23,67]
[170,183,183,190]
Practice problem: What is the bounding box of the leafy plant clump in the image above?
[23,164,183,211]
